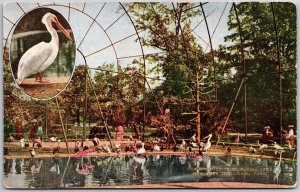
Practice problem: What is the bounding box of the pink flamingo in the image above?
[76,156,90,175]
[7,134,15,142]
[190,151,203,161]
[76,167,89,175]
[33,137,42,147]
[235,132,240,143]
[85,147,95,153]
[85,158,94,169]
[133,140,138,153]
[129,132,134,141]
[76,151,88,158]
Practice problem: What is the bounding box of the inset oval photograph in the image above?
[10,8,76,99]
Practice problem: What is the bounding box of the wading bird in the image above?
[190,133,197,143]
[203,134,213,151]
[53,140,61,154]
[257,140,268,155]
[49,136,57,148]
[273,151,283,184]
[102,144,111,154]
[287,141,292,152]
[7,134,15,142]
[33,137,42,148]
[30,149,36,157]
[153,144,161,152]
[235,132,240,143]
[17,12,73,84]
[249,145,257,153]
[20,137,25,149]
[74,141,80,153]
[92,137,100,146]
[137,143,146,155]
[179,139,186,150]
[274,142,284,154]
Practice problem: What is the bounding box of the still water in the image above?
[10,31,76,79]
[3,155,296,188]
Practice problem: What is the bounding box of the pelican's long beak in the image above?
[203,134,211,140]
[54,17,73,41]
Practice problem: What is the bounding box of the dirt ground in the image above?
[76,182,295,189]
[19,77,69,99]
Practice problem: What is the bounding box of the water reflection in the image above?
[3,155,296,188]
[10,31,76,79]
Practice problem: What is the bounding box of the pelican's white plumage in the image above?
[203,134,213,151]
[17,12,72,84]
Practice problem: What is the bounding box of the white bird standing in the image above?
[20,137,25,149]
[249,145,257,153]
[17,12,73,84]
[102,144,111,154]
[234,132,240,143]
[30,149,36,157]
[287,141,292,152]
[274,142,284,150]
[191,134,197,143]
[49,136,57,148]
[273,151,283,184]
[274,142,284,154]
[137,143,146,155]
[203,134,213,151]
[179,139,186,150]
[153,144,161,152]
[257,140,268,155]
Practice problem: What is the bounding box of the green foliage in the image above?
[218,2,296,134]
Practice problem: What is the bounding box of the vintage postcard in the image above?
[3,1,297,189]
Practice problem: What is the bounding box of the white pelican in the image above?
[203,134,213,151]
[17,12,73,84]
[137,143,146,155]
[190,133,197,143]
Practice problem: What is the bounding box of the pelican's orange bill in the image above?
[54,17,73,41]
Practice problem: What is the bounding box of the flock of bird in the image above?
[6,132,295,163]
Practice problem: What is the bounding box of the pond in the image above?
[3,155,296,188]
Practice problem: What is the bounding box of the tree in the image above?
[217,2,296,134]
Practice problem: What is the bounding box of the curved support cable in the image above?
[271,3,283,144]
[233,3,248,141]
[200,2,217,101]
